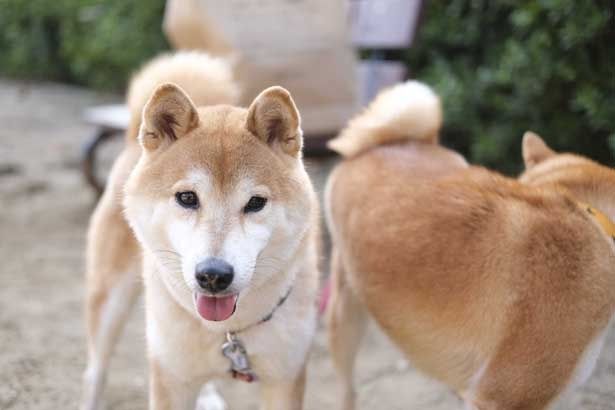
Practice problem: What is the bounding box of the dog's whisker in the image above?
[153,248,181,256]
[157,259,181,266]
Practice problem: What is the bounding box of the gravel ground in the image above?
[0,79,613,410]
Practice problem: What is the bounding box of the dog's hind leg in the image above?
[326,249,367,410]
[468,328,586,410]
[81,186,142,410]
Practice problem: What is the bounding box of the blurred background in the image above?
[1,1,614,410]
[1,0,613,172]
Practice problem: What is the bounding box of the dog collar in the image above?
[578,202,615,241]
[220,286,293,383]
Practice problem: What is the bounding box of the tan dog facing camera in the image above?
[325,81,615,410]
[82,52,319,410]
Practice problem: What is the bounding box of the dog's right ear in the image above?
[522,131,556,169]
[139,83,199,151]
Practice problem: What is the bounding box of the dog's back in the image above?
[325,82,615,410]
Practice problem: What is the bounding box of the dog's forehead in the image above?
[135,105,291,198]
[181,167,260,195]
[166,106,284,193]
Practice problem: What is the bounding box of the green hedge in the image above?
[1,0,612,171]
[0,0,168,89]
[406,0,614,172]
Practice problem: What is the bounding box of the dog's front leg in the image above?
[259,366,307,410]
[149,358,201,410]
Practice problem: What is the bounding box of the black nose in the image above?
[195,257,234,293]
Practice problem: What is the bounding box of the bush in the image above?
[405,0,615,173]
[1,0,612,171]
[0,0,168,90]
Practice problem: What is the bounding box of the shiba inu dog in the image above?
[324,81,615,410]
[82,52,320,410]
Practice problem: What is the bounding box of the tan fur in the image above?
[325,82,615,410]
[520,131,615,219]
[83,52,318,410]
[522,131,557,168]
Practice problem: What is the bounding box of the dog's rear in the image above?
[325,83,615,410]
[325,81,468,410]
[82,52,238,410]
[324,81,468,239]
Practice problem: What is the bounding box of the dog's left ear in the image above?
[246,86,302,157]
[140,83,199,152]
[522,131,556,169]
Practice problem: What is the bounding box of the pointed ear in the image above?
[522,131,556,168]
[246,86,302,157]
[140,83,199,151]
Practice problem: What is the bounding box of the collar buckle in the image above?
[221,332,257,383]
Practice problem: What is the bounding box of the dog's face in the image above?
[520,131,615,219]
[124,84,314,323]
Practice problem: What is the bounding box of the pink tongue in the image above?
[196,294,237,321]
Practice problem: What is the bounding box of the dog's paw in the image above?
[196,383,227,410]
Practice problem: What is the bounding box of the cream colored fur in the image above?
[125,52,240,140]
[327,81,442,157]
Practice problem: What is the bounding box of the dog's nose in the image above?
[195,257,234,293]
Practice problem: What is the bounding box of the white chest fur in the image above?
[145,267,317,384]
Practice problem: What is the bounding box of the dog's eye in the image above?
[175,191,199,209]
[244,196,267,213]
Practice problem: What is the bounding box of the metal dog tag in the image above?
[221,332,256,382]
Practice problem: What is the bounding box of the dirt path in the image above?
[1,80,613,410]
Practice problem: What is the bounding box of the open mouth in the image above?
[194,293,238,322]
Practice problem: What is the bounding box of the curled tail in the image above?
[328,81,442,158]
[125,51,240,140]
